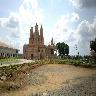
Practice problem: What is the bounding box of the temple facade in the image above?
[23,23,56,59]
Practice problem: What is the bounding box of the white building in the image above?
[0,41,19,58]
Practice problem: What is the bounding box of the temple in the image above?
[23,23,56,59]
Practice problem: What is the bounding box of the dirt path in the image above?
[1,64,96,96]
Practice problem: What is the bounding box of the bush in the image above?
[0,64,20,80]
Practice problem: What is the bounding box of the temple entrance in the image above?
[31,54,33,59]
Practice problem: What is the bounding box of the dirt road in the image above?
[1,64,96,96]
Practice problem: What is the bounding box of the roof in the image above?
[0,41,11,48]
[0,41,19,50]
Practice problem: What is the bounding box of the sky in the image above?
[0,0,96,55]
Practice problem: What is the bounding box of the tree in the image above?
[56,42,69,57]
[90,38,96,52]
[90,38,96,60]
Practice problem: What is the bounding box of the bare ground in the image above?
[0,64,96,96]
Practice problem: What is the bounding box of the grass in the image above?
[0,64,21,80]
[0,57,19,63]
[33,58,96,68]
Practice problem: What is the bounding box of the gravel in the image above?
[1,64,96,96]
[27,65,96,96]
[30,75,96,96]
[26,65,64,86]
[27,71,48,85]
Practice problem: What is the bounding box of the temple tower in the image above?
[40,25,44,44]
[35,23,39,43]
[29,27,34,44]
[51,37,54,45]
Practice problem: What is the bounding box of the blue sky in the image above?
[0,0,23,17]
[0,0,96,55]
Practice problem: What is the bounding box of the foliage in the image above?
[90,38,96,62]
[90,38,96,52]
[33,58,95,67]
[0,57,18,63]
[56,42,69,57]
[0,64,20,79]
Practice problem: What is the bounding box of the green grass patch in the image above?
[0,57,19,63]
[34,58,96,68]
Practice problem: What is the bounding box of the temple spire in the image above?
[35,22,38,32]
[41,24,43,29]
[40,24,43,37]
[30,27,33,37]
[40,24,44,44]
[51,37,54,45]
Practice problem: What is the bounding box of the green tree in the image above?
[56,42,69,57]
[90,38,96,52]
[90,38,96,60]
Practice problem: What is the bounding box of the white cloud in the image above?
[71,12,80,22]
[19,0,44,24]
[70,0,96,9]
[76,19,96,55]
[70,0,81,8]
[6,14,19,29]
[0,21,1,27]
[52,12,79,43]
[0,13,20,48]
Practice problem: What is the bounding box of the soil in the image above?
[0,64,96,96]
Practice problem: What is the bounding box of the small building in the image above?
[0,41,19,58]
[23,23,57,60]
